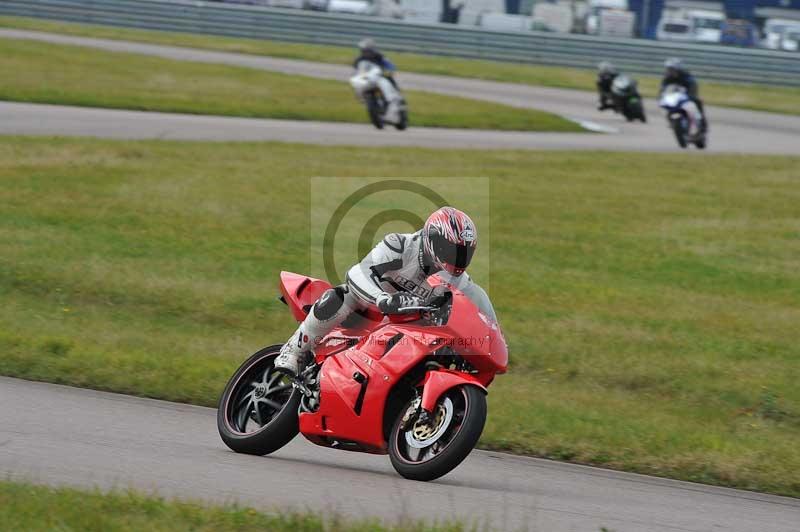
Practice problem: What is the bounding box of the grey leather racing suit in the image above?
[278,230,497,369]
[347,231,495,319]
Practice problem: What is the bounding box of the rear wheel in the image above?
[365,92,384,129]
[217,345,301,455]
[389,385,486,481]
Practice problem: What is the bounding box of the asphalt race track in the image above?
[2,377,799,531]
[2,28,800,531]
[1,29,800,154]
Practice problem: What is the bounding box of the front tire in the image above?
[365,93,384,129]
[630,101,646,122]
[389,385,486,481]
[217,345,301,455]
[671,118,688,148]
[395,109,408,131]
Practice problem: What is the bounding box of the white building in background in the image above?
[655,0,725,43]
[585,0,628,34]
[397,0,442,23]
[532,2,576,33]
[759,11,800,50]
[327,0,374,14]
[477,12,537,31]
[457,0,507,26]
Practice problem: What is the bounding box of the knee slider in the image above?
[312,286,347,321]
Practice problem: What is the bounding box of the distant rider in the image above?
[661,58,708,131]
[275,207,498,377]
[596,61,619,111]
[352,38,403,121]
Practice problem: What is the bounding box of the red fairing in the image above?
[279,271,331,322]
[440,290,508,374]
[420,370,486,412]
[426,274,508,375]
[279,272,506,453]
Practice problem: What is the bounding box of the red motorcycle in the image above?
[217,271,508,481]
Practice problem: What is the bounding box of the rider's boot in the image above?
[275,326,313,377]
[696,99,709,133]
[274,285,354,377]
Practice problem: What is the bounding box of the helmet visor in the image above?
[430,232,475,272]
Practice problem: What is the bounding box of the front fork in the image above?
[400,395,423,431]
[293,363,321,413]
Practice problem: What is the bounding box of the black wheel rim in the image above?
[393,388,469,464]
[225,354,294,435]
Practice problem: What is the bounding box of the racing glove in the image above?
[376,292,423,314]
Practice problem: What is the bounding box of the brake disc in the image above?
[405,397,454,449]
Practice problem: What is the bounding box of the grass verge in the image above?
[0,37,580,132]
[1,15,799,116]
[0,480,468,531]
[1,138,798,497]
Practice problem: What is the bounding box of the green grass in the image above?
[2,15,799,116]
[0,37,580,132]
[1,138,799,498]
[0,481,469,531]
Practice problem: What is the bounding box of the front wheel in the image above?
[630,100,646,122]
[365,93,384,129]
[217,345,301,455]
[671,117,688,148]
[389,385,487,481]
[394,109,408,131]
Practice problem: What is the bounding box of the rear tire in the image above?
[217,345,301,456]
[389,385,486,481]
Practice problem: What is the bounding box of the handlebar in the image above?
[394,305,438,313]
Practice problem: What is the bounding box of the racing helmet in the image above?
[358,38,377,53]
[422,207,477,277]
[664,57,684,76]
[598,61,618,76]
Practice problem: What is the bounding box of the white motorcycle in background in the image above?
[349,60,408,130]
[659,84,707,149]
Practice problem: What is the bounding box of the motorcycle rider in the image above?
[353,38,403,122]
[275,207,497,377]
[661,58,708,131]
[596,61,619,111]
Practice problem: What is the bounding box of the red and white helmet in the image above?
[423,207,477,277]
